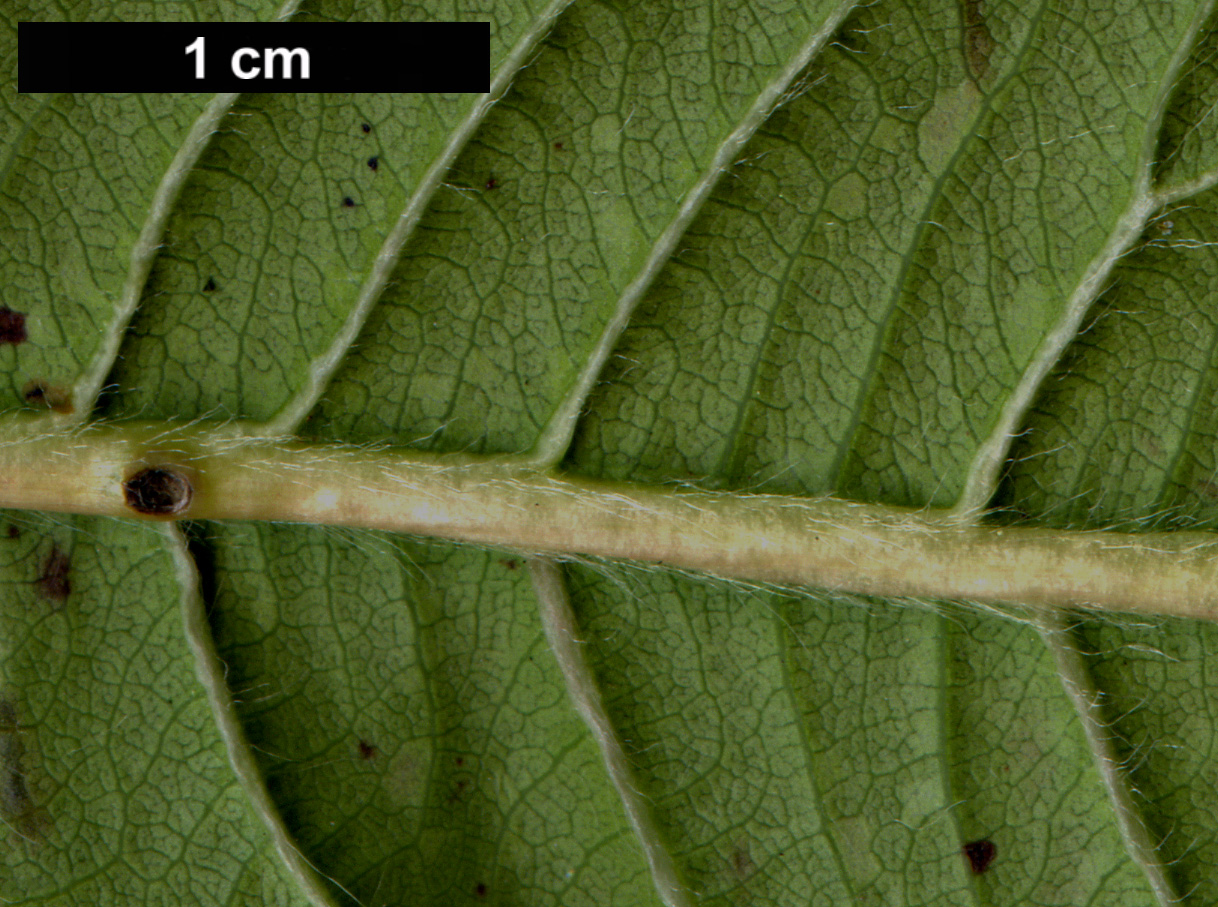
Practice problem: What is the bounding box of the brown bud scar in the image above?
[963,839,996,874]
[123,467,193,515]
[0,307,27,345]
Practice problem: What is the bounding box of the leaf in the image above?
[4,1,1218,905]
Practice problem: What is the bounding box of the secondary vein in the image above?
[527,0,859,469]
[262,0,579,438]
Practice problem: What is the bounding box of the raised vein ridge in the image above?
[67,0,304,425]
[169,522,345,907]
[954,0,1218,517]
[527,0,859,469]
[1037,611,1179,905]
[262,0,578,437]
[530,559,692,907]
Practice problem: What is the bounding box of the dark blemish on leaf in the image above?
[475,883,487,898]
[0,307,27,345]
[342,196,357,208]
[22,380,73,414]
[553,141,564,151]
[485,177,498,191]
[0,697,39,838]
[963,839,996,874]
[1196,479,1218,502]
[454,756,464,766]
[203,277,217,292]
[367,156,379,172]
[123,467,193,516]
[447,778,468,805]
[361,122,371,134]
[357,740,378,760]
[36,545,70,603]
[6,525,19,539]
[500,558,519,571]
[731,842,755,878]
[963,0,995,80]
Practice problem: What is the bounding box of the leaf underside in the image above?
[4,2,1218,906]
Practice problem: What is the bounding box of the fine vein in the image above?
[1036,611,1178,906]
[529,559,692,907]
[262,0,578,437]
[169,523,343,907]
[66,0,304,425]
[528,0,859,468]
[953,0,1217,517]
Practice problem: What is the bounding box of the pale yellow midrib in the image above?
[2,420,1218,622]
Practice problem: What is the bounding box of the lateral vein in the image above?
[1037,611,1179,906]
[262,0,578,437]
[169,522,345,907]
[530,559,692,907]
[527,0,859,468]
[954,0,1218,517]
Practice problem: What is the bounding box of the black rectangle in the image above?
[18,22,490,92]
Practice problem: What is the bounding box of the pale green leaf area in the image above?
[6,0,1218,905]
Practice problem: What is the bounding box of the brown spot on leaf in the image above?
[0,307,27,345]
[361,122,372,134]
[485,177,498,191]
[963,0,995,80]
[123,467,193,516]
[1197,479,1218,502]
[454,756,464,766]
[367,156,379,172]
[342,196,357,208]
[36,545,70,603]
[6,525,18,539]
[0,697,45,843]
[203,277,217,292]
[357,739,378,760]
[963,839,996,874]
[731,841,755,879]
[22,380,73,414]
[475,883,487,898]
[447,778,469,805]
[553,141,564,151]
[500,558,519,571]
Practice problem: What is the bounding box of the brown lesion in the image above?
[730,840,756,879]
[963,838,997,874]
[0,697,50,845]
[36,544,71,604]
[0,307,27,345]
[22,380,74,414]
[963,0,995,81]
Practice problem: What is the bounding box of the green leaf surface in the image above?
[6,0,1218,905]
